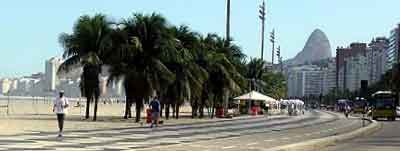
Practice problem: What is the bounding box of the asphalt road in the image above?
[138,111,363,151]
[322,118,400,151]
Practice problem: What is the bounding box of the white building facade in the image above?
[287,65,324,98]
[45,57,62,92]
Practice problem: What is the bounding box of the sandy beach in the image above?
[0,99,211,135]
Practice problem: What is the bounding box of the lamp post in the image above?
[270,29,276,64]
[259,0,266,60]
[226,0,231,45]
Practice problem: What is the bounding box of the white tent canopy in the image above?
[234,91,277,103]
[280,99,304,105]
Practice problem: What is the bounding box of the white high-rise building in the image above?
[367,37,389,83]
[0,79,12,95]
[387,25,400,70]
[45,57,62,92]
[344,54,369,92]
[322,59,337,95]
[287,65,323,98]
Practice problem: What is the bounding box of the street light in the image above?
[259,0,266,60]
[226,0,231,45]
[270,29,276,64]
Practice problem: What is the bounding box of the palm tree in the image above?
[262,72,287,99]
[108,13,175,122]
[58,14,112,121]
[194,34,245,118]
[163,25,208,119]
[245,58,267,92]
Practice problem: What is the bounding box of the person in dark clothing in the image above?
[149,96,160,128]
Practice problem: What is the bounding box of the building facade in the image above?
[344,54,369,92]
[322,59,337,95]
[287,65,324,98]
[367,37,389,83]
[336,43,368,91]
[0,79,12,95]
[45,57,62,92]
[387,25,400,70]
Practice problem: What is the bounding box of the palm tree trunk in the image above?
[223,90,230,117]
[85,96,91,119]
[199,100,204,118]
[172,103,176,118]
[192,100,198,118]
[175,103,180,119]
[211,95,216,119]
[135,98,143,123]
[93,96,99,121]
[124,97,129,119]
[165,103,170,120]
[128,102,132,118]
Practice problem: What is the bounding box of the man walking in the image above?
[149,96,160,128]
[53,90,69,138]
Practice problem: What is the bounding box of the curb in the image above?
[266,118,382,151]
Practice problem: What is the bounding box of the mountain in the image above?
[287,29,332,65]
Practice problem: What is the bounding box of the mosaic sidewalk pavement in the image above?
[0,112,329,151]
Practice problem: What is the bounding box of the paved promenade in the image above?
[0,111,362,151]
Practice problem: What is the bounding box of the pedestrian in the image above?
[345,104,351,118]
[149,96,161,128]
[53,90,69,138]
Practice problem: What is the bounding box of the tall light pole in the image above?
[270,29,276,64]
[259,0,266,60]
[277,45,283,72]
[226,0,231,45]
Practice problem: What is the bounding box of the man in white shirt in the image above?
[53,90,69,137]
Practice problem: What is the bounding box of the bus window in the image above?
[375,99,395,109]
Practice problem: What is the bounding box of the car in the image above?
[397,106,400,117]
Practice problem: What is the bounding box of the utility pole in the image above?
[224,0,231,117]
[259,0,266,60]
[226,0,231,46]
[270,29,276,64]
[277,45,283,72]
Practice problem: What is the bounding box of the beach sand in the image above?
[0,100,211,135]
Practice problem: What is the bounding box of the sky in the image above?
[1,0,400,78]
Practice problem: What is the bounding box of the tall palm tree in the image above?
[194,34,245,118]
[58,14,112,121]
[108,13,175,122]
[163,25,208,119]
[245,58,267,92]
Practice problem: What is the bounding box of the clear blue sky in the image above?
[1,0,400,78]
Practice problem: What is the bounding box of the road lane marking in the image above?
[222,145,236,149]
[281,137,290,140]
[246,142,258,146]
[264,139,274,142]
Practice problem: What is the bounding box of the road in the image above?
[323,118,400,151]
[0,110,363,151]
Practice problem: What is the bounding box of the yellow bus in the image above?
[371,91,397,121]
